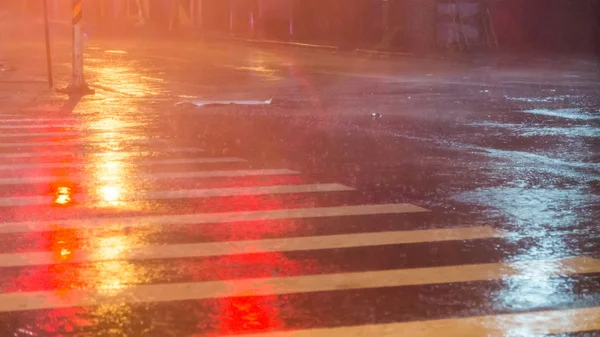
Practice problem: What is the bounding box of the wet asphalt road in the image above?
[0,37,599,336]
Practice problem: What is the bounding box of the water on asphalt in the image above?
[0,37,598,336]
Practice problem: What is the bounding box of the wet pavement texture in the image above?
[0,37,599,336]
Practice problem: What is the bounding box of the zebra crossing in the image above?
[233,308,600,337]
[0,115,598,336]
[0,226,508,267]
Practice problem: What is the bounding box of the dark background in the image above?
[3,0,599,53]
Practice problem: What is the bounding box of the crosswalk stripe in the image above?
[0,168,299,185]
[0,256,597,312]
[0,226,506,267]
[0,183,353,207]
[0,124,76,129]
[0,148,204,158]
[0,157,245,170]
[0,131,81,138]
[0,204,430,234]
[232,307,600,337]
[0,139,166,148]
[0,118,78,123]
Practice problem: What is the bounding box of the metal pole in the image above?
[169,0,178,31]
[197,0,203,29]
[73,0,83,87]
[382,0,389,31]
[229,0,234,34]
[63,0,93,94]
[257,0,262,37]
[43,0,53,88]
[250,10,255,36]
[190,0,196,28]
[289,0,294,38]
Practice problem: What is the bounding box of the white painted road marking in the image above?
[0,139,166,148]
[0,183,353,207]
[0,124,76,129]
[0,169,299,185]
[0,131,81,138]
[0,203,430,234]
[0,118,79,123]
[232,307,600,337]
[0,257,597,312]
[0,226,506,266]
[0,157,245,170]
[0,148,204,158]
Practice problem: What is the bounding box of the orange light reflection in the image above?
[54,186,73,205]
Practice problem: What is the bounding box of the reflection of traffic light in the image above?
[54,186,73,205]
[46,228,86,292]
[7,228,85,294]
[44,227,82,263]
[218,294,281,334]
[210,184,306,335]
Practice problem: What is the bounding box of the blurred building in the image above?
[178,0,600,53]
[4,0,599,53]
[491,0,600,53]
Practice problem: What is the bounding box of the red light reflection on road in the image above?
[218,294,282,334]
[16,132,80,215]
[200,189,310,335]
[209,251,296,336]
[45,227,82,264]
[44,228,87,300]
[12,308,90,337]
[5,228,86,296]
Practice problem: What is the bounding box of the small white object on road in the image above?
[177,98,273,107]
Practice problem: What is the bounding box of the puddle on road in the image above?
[456,182,600,320]
[480,147,600,173]
[505,95,584,104]
[523,108,599,120]
[469,122,600,138]
[454,186,598,229]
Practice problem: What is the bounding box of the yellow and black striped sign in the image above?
[72,0,82,25]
